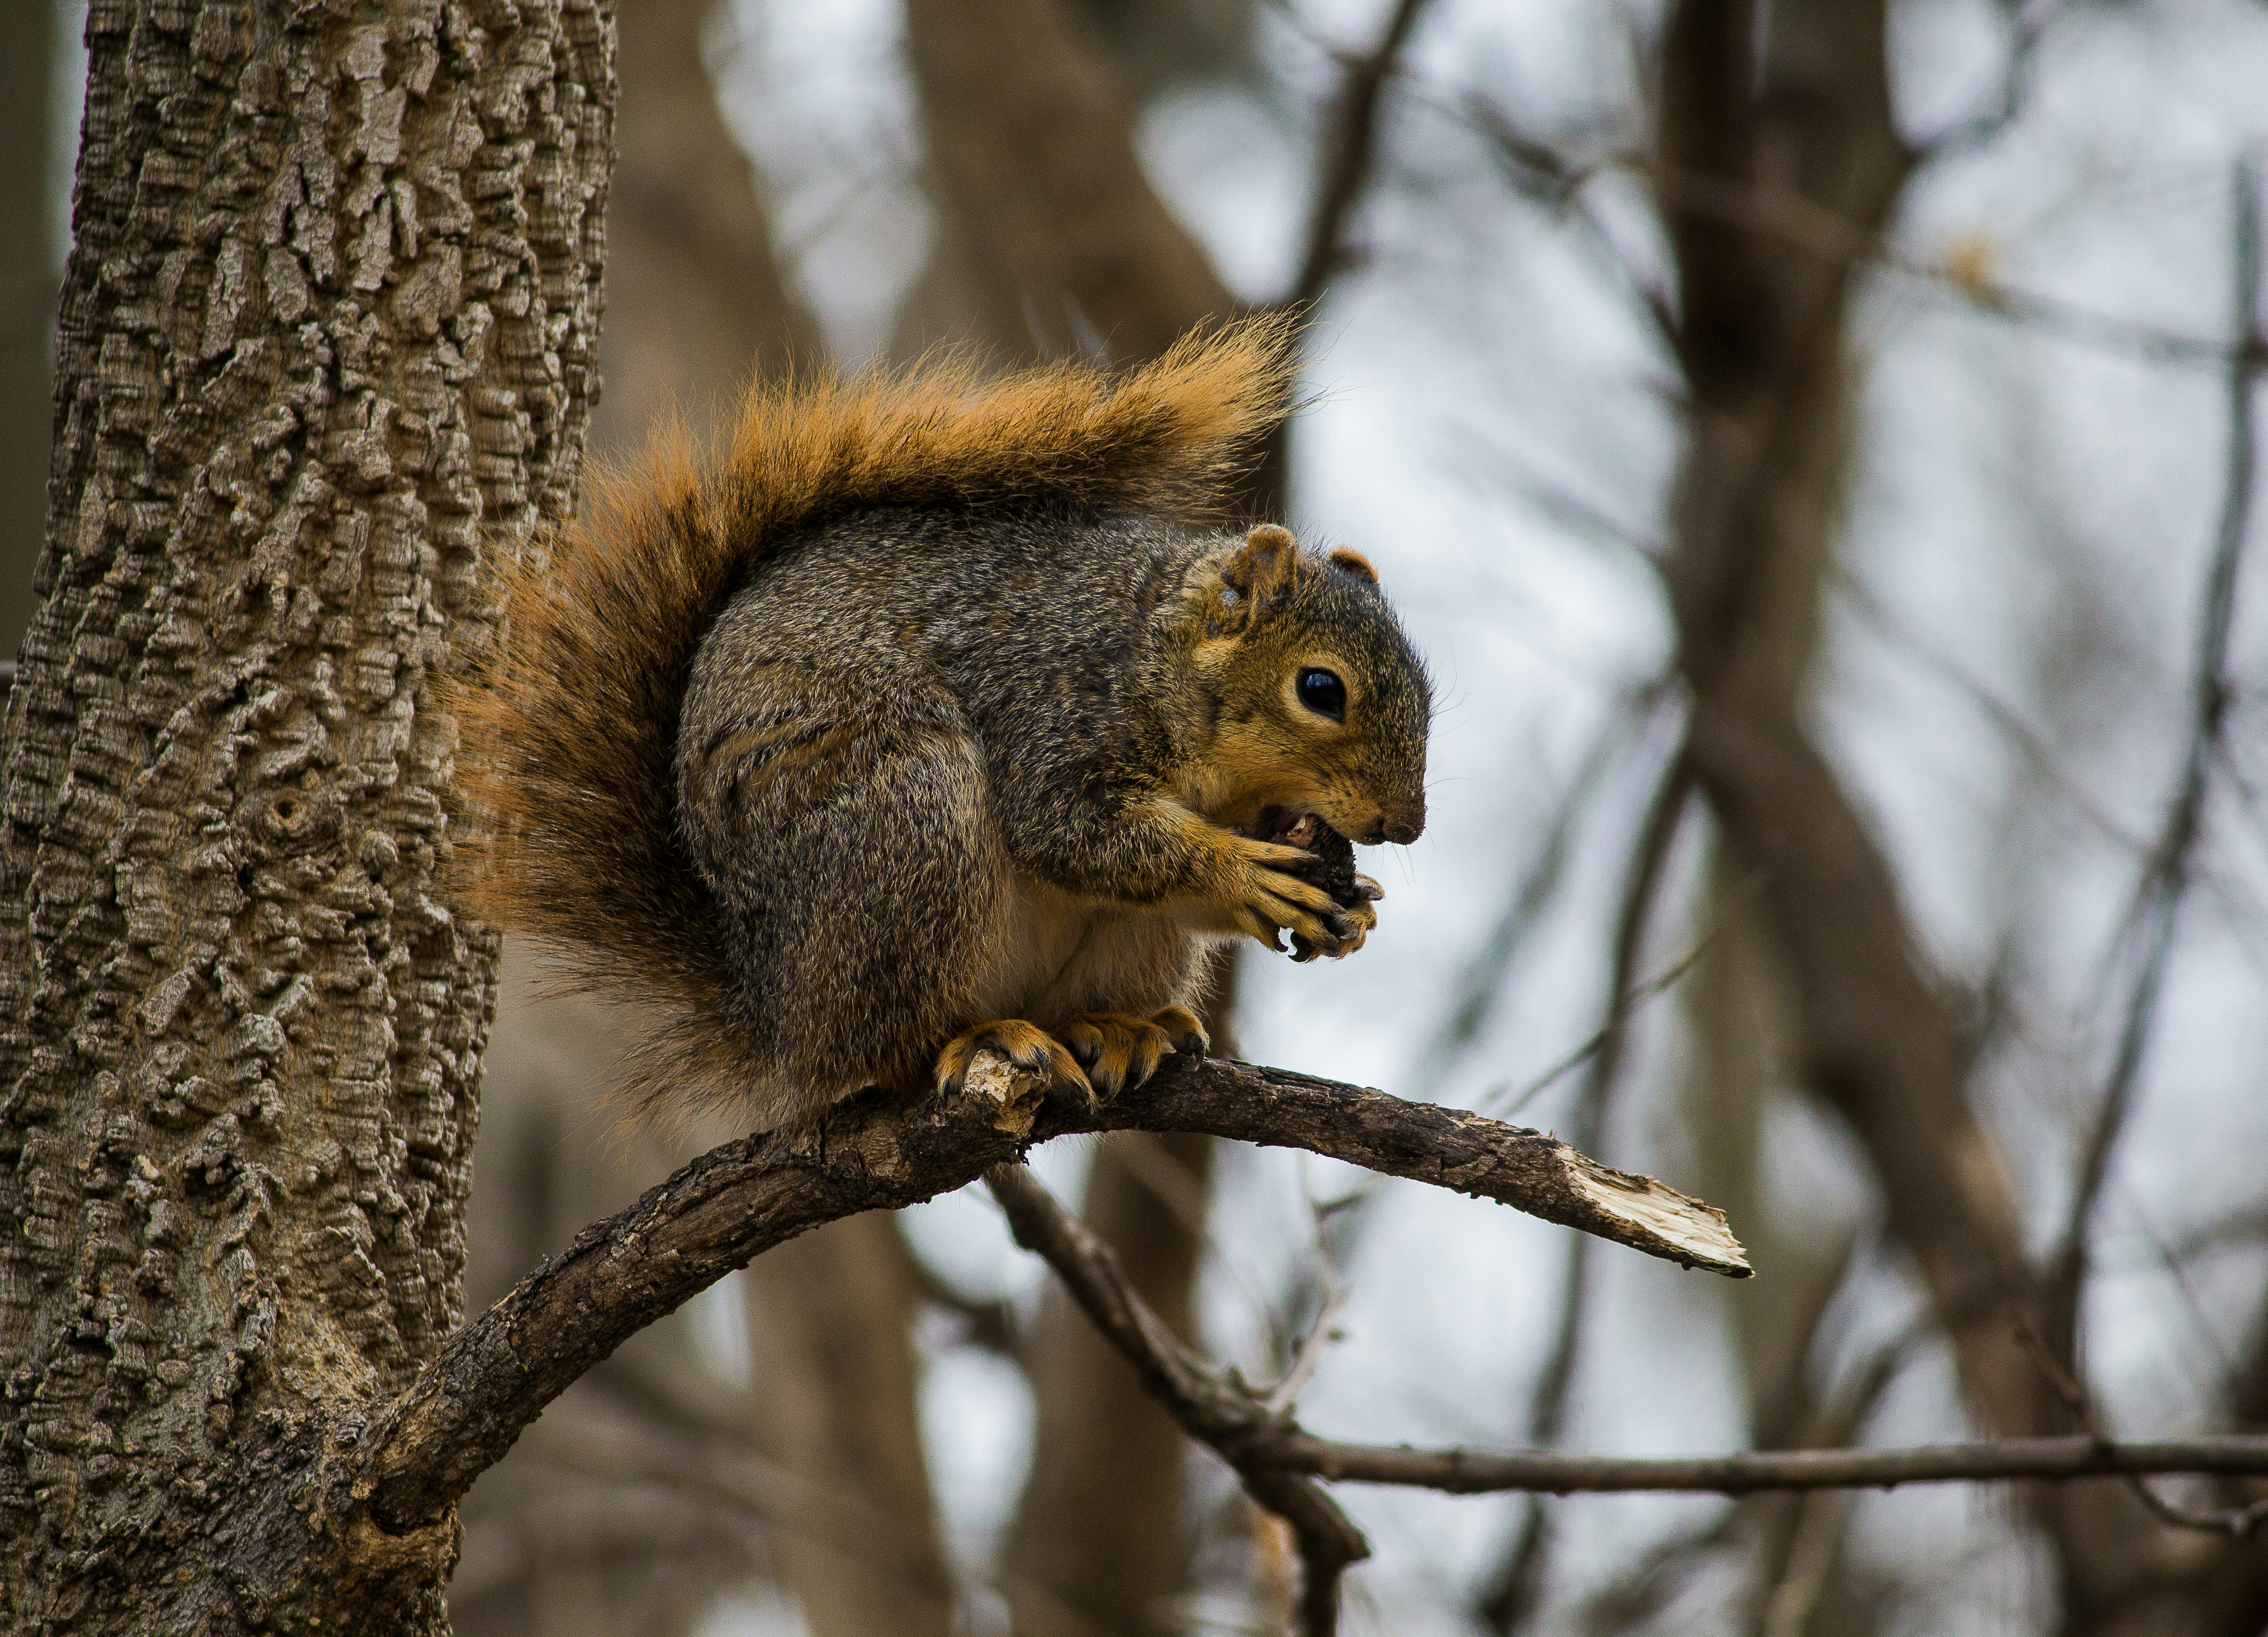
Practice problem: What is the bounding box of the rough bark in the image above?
[0,0,612,1630]
[0,0,58,678]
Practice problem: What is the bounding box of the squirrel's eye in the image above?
[1296,667,1346,721]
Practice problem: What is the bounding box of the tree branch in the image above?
[1284,0,1432,313]
[1271,1434,2268,1498]
[987,1153,2268,1637]
[985,1162,1369,1636]
[2048,158,2260,1344]
[354,1048,1751,1536]
[1476,747,1695,1627]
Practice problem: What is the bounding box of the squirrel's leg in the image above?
[998,784,1363,955]
[1054,1005,1210,1096]
[679,651,1014,1115]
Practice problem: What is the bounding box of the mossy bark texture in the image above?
[0,0,612,1630]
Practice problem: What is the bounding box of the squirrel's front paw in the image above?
[1058,1008,1206,1097]
[936,1019,1094,1107]
[1221,834,1362,957]
[1295,885,1379,963]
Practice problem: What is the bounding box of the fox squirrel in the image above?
[451,317,1432,1130]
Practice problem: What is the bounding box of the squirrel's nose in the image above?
[1381,801,1425,846]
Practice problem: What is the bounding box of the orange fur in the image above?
[440,316,1298,1115]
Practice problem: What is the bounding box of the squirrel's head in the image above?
[1172,524,1432,848]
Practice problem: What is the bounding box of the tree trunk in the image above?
[0,0,613,1629]
[0,0,59,675]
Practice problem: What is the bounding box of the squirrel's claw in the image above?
[935,1019,1094,1109]
[1058,1012,1184,1097]
[1233,908,1289,953]
[1327,898,1378,957]
[1223,836,1359,957]
[1147,1004,1210,1059]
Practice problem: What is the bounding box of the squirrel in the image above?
[449,316,1432,1131]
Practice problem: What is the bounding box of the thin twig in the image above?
[985,1162,1370,1636]
[1920,0,2065,160]
[1828,563,2151,857]
[988,1167,2268,1637]
[1282,24,2262,380]
[1476,748,1696,1628]
[2050,158,2260,1342]
[2014,1319,2268,1538]
[1457,95,1680,353]
[1460,105,2264,378]
[1411,678,1671,1102]
[1260,1281,1346,1419]
[1480,898,1737,1124]
[1284,0,1434,313]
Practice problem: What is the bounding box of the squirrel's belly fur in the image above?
[967,874,1212,1029]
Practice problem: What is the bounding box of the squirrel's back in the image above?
[447,318,1299,1119]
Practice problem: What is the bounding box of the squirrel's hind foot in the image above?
[1058,1007,1206,1097]
[1145,1005,1210,1060]
[935,1019,1094,1108]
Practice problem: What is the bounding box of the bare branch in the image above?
[1273,1432,2268,1498]
[1920,0,2064,159]
[990,1160,2268,1637]
[2049,159,2260,1340]
[354,1048,1751,1537]
[1460,110,2264,379]
[1651,163,2267,375]
[1476,748,1696,1626]
[1829,562,2153,859]
[1481,801,1735,1121]
[2014,1320,2268,1539]
[1410,679,1668,1103]
[1285,0,1433,313]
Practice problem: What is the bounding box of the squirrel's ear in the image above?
[1220,525,1299,627]
[1327,547,1379,585]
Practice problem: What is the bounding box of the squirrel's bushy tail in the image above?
[446,315,1298,1117]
